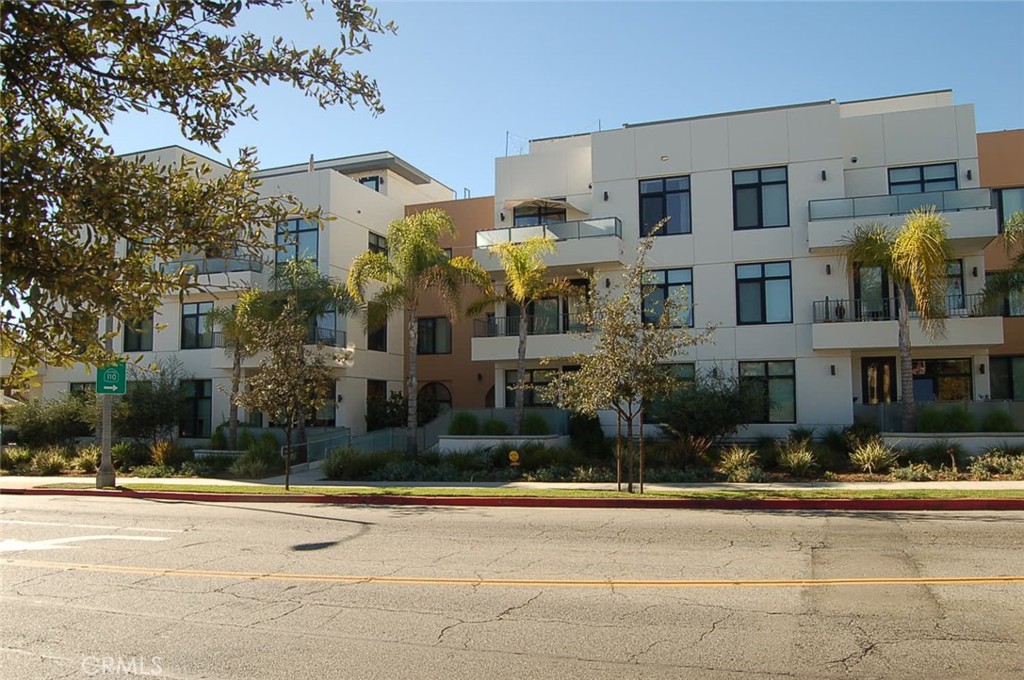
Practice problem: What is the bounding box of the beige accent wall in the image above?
[405,196,496,409]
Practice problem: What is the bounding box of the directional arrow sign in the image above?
[96,361,127,395]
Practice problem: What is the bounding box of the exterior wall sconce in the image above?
[605,278,611,288]
[821,170,827,181]
[477,372,483,381]
[603,191,609,201]
[830,364,836,376]
[979,363,986,375]
[336,394,344,403]
[826,263,832,275]
[966,169,973,180]
[660,155,669,161]
[972,266,979,277]
[500,212,505,222]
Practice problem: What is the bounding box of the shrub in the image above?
[111,441,149,470]
[718,445,759,474]
[6,396,92,448]
[237,428,256,451]
[755,436,780,469]
[569,413,609,459]
[900,440,967,470]
[656,370,756,459]
[111,358,190,445]
[980,410,1017,433]
[481,419,510,436]
[517,445,581,471]
[727,466,767,483]
[843,423,880,452]
[521,413,550,436]
[321,448,399,480]
[821,427,847,455]
[448,412,480,436]
[192,453,238,476]
[32,446,70,475]
[71,445,101,474]
[209,427,229,450]
[150,440,192,468]
[917,405,975,433]
[778,437,818,478]
[229,448,282,479]
[850,439,897,474]
[889,463,936,481]
[131,465,176,478]
[443,450,489,472]
[0,446,34,474]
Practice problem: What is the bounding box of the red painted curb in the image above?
[2,487,1023,511]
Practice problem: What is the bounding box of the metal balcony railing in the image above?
[213,327,346,348]
[812,293,997,323]
[476,217,622,248]
[808,188,994,222]
[473,313,589,338]
[161,256,264,275]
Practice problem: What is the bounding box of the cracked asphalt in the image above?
[1,495,1022,679]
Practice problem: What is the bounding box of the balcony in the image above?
[811,293,1003,350]
[471,314,594,362]
[807,188,998,252]
[473,217,624,272]
[161,256,267,289]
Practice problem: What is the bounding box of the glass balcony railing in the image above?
[473,313,589,338]
[808,188,994,222]
[812,293,998,323]
[476,217,622,248]
[213,327,346,348]
[161,257,264,276]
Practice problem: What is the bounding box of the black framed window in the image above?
[310,381,336,427]
[945,260,965,310]
[276,219,319,266]
[367,379,387,402]
[417,317,452,354]
[513,200,565,227]
[369,232,388,255]
[740,360,796,423]
[359,176,381,192]
[888,163,957,195]
[644,363,696,424]
[367,302,387,352]
[180,379,212,438]
[986,272,1024,317]
[419,382,452,412]
[997,187,1024,232]
[911,359,972,401]
[736,262,792,325]
[504,368,557,407]
[124,316,154,352]
[639,176,691,236]
[642,269,693,327]
[181,302,214,349]
[991,357,1024,401]
[733,167,788,229]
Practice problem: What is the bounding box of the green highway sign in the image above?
[96,361,127,395]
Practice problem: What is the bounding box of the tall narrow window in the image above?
[180,379,212,437]
[639,176,691,236]
[733,167,788,230]
[996,187,1024,232]
[888,163,957,195]
[367,302,387,352]
[642,269,693,327]
[736,262,792,325]
[740,361,796,423]
[181,302,213,349]
[417,317,452,354]
[124,315,154,352]
[276,219,319,265]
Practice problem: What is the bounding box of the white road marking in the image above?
[0,519,184,533]
[0,535,170,553]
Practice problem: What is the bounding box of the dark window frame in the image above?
[739,360,796,424]
[367,302,387,352]
[359,176,381,192]
[735,261,793,325]
[275,218,319,266]
[996,187,1024,233]
[180,379,212,438]
[124,315,154,352]
[642,268,694,327]
[911,358,973,402]
[991,356,1024,401]
[639,176,691,236]
[368,232,388,255]
[733,166,789,230]
[887,162,958,195]
[513,199,566,227]
[181,302,214,349]
[417,317,452,355]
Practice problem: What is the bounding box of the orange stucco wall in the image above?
[404,196,496,408]
[979,130,1024,356]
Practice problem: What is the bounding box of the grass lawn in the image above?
[36,482,1024,500]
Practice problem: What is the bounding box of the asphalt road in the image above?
[1,495,1022,679]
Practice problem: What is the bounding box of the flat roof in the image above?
[256,151,442,187]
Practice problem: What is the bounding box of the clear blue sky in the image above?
[108,1,1024,199]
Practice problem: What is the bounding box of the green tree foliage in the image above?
[1,1,394,382]
[6,394,93,448]
[982,210,1024,314]
[347,209,490,456]
[111,359,189,446]
[207,295,259,450]
[540,232,715,492]
[843,208,952,431]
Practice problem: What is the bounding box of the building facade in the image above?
[471,91,1003,435]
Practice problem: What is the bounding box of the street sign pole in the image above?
[96,316,116,489]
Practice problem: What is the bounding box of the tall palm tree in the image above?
[981,210,1024,312]
[844,208,952,431]
[208,291,259,450]
[346,209,490,456]
[469,236,569,435]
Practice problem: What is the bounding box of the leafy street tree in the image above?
[347,209,491,456]
[1,1,395,382]
[207,295,260,451]
[469,237,570,435]
[843,208,953,431]
[111,358,190,447]
[540,233,715,492]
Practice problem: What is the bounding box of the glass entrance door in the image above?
[855,265,891,320]
[862,357,897,404]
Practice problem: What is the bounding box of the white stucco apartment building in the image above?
[470,90,1002,436]
[18,147,453,438]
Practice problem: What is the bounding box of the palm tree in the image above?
[207,293,259,450]
[346,209,490,456]
[981,210,1024,313]
[469,236,569,435]
[843,208,952,431]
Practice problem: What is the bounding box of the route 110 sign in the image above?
[96,361,127,395]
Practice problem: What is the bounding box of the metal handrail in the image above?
[473,313,589,338]
[808,187,994,221]
[475,217,622,248]
[812,293,996,323]
[161,256,264,275]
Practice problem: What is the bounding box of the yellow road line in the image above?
[4,559,1023,589]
